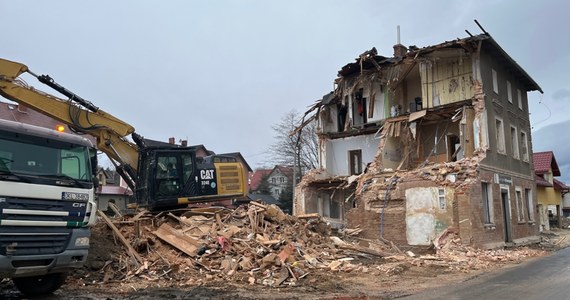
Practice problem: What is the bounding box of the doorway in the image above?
[501,187,512,243]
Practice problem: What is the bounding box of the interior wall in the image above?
[324,134,380,176]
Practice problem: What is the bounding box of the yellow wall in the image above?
[420,56,474,108]
[537,186,562,205]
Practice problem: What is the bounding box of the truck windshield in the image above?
[0,136,92,181]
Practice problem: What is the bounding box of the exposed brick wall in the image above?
[347,199,408,245]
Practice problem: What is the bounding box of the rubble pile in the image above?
[78,202,550,290]
[81,202,392,288]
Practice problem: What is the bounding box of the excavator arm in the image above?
[0,58,139,189]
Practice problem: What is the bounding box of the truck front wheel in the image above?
[13,273,67,296]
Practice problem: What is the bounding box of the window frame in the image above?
[438,188,446,210]
[525,188,535,222]
[482,181,494,225]
[510,125,519,159]
[492,69,499,94]
[517,89,523,110]
[495,117,506,154]
[507,81,512,103]
[520,130,529,162]
[515,187,525,222]
[348,149,363,175]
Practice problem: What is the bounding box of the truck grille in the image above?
[0,228,70,256]
[0,196,84,256]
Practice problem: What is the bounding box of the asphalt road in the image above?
[401,247,570,300]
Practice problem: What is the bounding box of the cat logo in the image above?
[200,169,215,180]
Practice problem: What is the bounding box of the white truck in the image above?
[0,118,97,296]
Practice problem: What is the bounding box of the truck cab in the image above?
[0,119,97,296]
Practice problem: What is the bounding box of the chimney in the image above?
[181,140,188,147]
[393,44,408,58]
[393,25,407,58]
[168,137,175,144]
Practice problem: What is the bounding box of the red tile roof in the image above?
[553,178,569,192]
[97,185,133,196]
[249,169,272,191]
[535,174,553,187]
[533,151,561,176]
[0,102,63,129]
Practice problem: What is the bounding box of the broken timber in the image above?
[97,209,143,266]
[153,223,201,257]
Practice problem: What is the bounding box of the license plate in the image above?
[61,192,89,201]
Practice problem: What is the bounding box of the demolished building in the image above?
[294,31,543,249]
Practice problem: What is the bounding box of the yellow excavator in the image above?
[0,58,247,210]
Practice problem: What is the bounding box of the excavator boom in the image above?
[0,58,139,189]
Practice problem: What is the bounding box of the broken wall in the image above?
[419,121,462,164]
[322,134,380,177]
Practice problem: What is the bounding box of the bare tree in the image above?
[267,110,318,173]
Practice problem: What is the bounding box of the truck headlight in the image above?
[75,237,90,247]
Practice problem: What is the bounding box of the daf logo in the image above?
[72,203,86,208]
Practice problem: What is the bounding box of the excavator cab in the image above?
[135,147,247,210]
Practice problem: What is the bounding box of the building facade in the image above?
[294,32,542,248]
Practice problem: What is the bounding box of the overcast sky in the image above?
[2,0,568,171]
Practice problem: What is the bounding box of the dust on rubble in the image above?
[3,202,567,299]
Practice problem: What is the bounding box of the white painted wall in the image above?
[323,134,380,177]
[405,187,454,246]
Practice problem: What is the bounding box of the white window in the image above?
[517,89,523,110]
[492,69,499,94]
[525,188,534,222]
[349,150,363,175]
[438,188,446,210]
[520,130,529,161]
[511,126,519,159]
[495,117,505,154]
[507,81,512,103]
[271,178,276,184]
[279,177,285,183]
[482,182,494,224]
[515,187,524,222]
[274,189,280,195]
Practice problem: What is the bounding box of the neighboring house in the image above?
[250,166,294,200]
[95,168,133,214]
[294,30,542,248]
[267,166,293,199]
[534,151,568,230]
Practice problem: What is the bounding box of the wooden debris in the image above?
[153,223,200,257]
[107,202,123,217]
[97,209,143,266]
[297,213,321,219]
